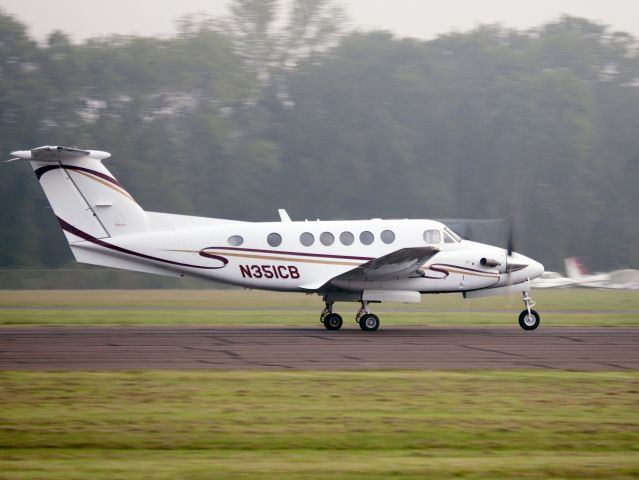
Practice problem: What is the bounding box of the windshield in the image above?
[444,226,462,243]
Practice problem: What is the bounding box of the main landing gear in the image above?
[320,301,343,330]
[320,300,380,332]
[518,290,540,331]
[356,301,380,332]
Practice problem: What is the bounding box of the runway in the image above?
[1,326,638,370]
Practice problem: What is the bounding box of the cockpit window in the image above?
[423,229,441,244]
[443,232,456,244]
[444,227,462,243]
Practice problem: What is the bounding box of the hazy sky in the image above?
[1,0,637,43]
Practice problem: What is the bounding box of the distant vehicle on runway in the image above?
[533,257,639,289]
[10,145,545,331]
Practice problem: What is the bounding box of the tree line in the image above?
[1,1,638,283]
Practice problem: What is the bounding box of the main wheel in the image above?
[518,309,540,331]
[323,313,343,330]
[359,313,380,332]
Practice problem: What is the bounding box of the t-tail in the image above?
[9,145,159,274]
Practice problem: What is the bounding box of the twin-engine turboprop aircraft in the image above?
[10,146,545,331]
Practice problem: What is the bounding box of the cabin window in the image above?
[227,235,244,246]
[267,232,282,247]
[360,231,374,245]
[423,229,441,244]
[340,231,354,246]
[320,232,335,246]
[380,230,395,244]
[300,232,314,247]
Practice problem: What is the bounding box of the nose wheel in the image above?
[518,290,540,330]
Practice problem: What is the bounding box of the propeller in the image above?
[503,217,530,286]
[506,219,515,257]
[504,218,515,286]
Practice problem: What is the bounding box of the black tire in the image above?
[323,313,343,330]
[518,309,540,331]
[359,313,380,332]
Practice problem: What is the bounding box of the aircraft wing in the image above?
[332,246,440,282]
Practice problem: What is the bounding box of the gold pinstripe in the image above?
[167,250,499,276]
[443,267,499,278]
[169,249,363,267]
[71,170,136,202]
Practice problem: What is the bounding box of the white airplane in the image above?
[10,146,545,331]
[531,270,576,288]
[533,257,639,290]
[564,257,639,290]
[564,257,611,286]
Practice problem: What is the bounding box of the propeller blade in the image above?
[506,220,515,257]
[505,218,516,287]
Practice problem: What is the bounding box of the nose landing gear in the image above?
[518,290,540,330]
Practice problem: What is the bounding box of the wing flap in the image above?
[334,246,440,281]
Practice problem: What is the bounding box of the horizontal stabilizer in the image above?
[10,145,110,162]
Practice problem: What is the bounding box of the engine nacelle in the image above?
[480,257,501,268]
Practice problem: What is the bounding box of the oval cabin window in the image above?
[300,232,314,247]
[380,230,395,244]
[340,231,354,246]
[360,231,374,245]
[227,235,244,246]
[320,232,335,246]
[267,232,282,247]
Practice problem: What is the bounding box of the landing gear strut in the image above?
[320,300,342,330]
[518,290,540,331]
[356,301,380,332]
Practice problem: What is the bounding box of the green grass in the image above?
[1,370,638,479]
[0,289,637,326]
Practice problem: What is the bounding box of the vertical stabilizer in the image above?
[12,146,150,242]
[565,257,588,278]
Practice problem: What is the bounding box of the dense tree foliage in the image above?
[1,6,637,278]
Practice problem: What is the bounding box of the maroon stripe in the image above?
[35,164,124,189]
[425,266,449,278]
[433,263,498,275]
[202,246,374,262]
[34,164,61,180]
[57,217,228,270]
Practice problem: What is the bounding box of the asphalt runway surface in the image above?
[1,326,638,370]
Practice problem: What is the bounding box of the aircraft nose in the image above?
[507,253,544,282]
[529,259,544,280]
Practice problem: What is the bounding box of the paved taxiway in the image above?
[1,326,638,370]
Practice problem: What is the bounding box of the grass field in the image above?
[2,290,637,478]
[1,370,638,479]
[0,288,637,326]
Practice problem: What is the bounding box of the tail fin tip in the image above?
[11,145,110,162]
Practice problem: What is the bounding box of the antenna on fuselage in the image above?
[278,209,292,222]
